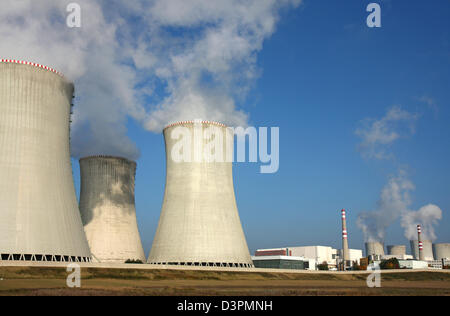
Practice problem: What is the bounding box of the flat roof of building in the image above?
[251,256,306,261]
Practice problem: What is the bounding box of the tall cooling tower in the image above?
[365,242,385,257]
[387,245,406,256]
[433,243,450,260]
[79,156,146,263]
[410,240,434,261]
[0,60,91,262]
[148,121,253,267]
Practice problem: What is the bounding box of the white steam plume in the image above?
[357,171,443,242]
[401,204,442,241]
[357,171,414,242]
[0,0,301,159]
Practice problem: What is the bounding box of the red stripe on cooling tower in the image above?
[164,121,228,130]
[0,59,64,77]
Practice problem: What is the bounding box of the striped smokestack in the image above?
[417,224,425,261]
[341,209,350,269]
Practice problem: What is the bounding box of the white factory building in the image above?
[255,246,364,270]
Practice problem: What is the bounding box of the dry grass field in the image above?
[0,266,450,296]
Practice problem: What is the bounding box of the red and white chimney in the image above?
[417,224,425,261]
[341,209,350,269]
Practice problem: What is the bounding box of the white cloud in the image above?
[355,106,419,159]
[0,0,301,159]
[418,95,439,117]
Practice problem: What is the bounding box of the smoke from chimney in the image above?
[357,170,443,243]
[401,204,442,241]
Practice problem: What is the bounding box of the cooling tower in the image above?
[148,121,254,267]
[0,60,91,262]
[79,156,146,263]
[365,242,385,257]
[410,240,434,261]
[433,243,450,260]
[387,245,406,256]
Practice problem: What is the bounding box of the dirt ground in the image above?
[0,267,449,296]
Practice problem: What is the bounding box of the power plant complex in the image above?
[0,60,448,271]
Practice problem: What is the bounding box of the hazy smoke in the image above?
[357,171,414,242]
[401,204,442,241]
[0,0,301,159]
[357,171,443,242]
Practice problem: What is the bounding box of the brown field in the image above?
[0,267,450,296]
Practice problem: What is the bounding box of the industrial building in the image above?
[252,255,309,270]
[338,249,364,264]
[148,121,254,268]
[255,248,292,257]
[397,260,428,270]
[79,156,146,263]
[288,246,338,267]
[255,246,363,270]
[0,60,91,262]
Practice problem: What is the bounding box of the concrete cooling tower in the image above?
[0,60,91,262]
[365,242,385,257]
[410,240,434,261]
[433,243,450,260]
[79,156,146,263]
[148,121,254,268]
[387,245,406,256]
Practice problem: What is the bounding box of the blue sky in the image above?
[68,1,450,256]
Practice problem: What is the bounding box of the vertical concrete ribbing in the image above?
[0,62,91,259]
[148,122,253,267]
[79,156,145,263]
